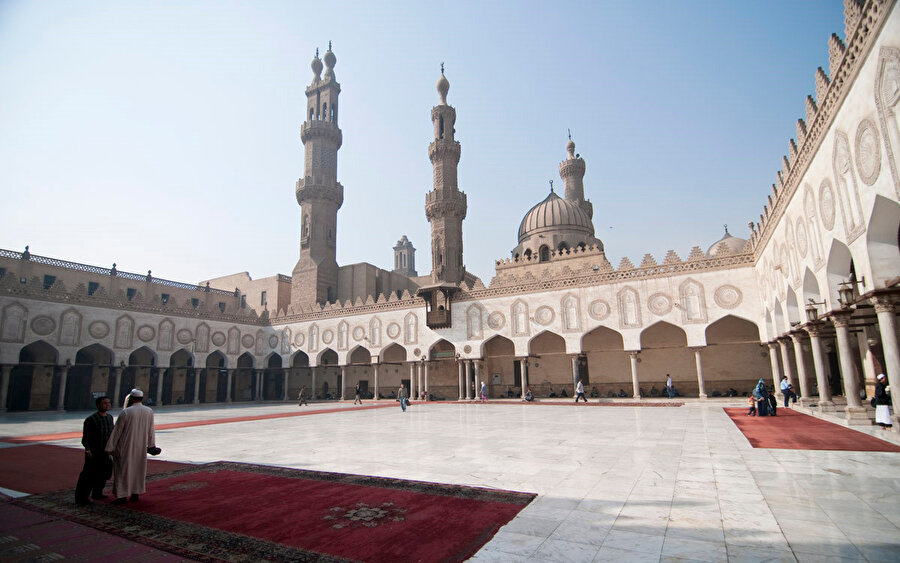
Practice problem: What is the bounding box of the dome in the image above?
[311,55,323,78]
[323,48,336,69]
[517,191,593,243]
[707,228,748,255]
[437,73,449,104]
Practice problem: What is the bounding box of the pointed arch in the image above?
[75,343,113,365]
[265,352,282,368]
[349,346,372,365]
[527,331,566,355]
[170,348,193,367]
[481,334,515,358]
[705,315,761,344]
[640,321,687,348]
[581,325,624,352]
[772,299,786,335]
[381,343,407,363]
[206,350,227,368]
[291,350,310,367]
[128,346,156,366]
[825,239,853,307]
[786,288,801,326]
[866,195,900,287]
[19,340,58,364]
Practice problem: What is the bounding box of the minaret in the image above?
[559,133,593,219]
[393,235,417,277]
[292,44,343,305]
[425,66,467,284]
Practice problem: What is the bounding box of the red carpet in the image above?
[15,461,535,562]
[0,443,190,494]
[724,407,900,452]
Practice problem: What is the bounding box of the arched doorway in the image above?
[263,353,284,400]
[165,349,193,405]
[205,351,227,403]
[290,351,311,401]
[348,346,372,398]
[381,343,407,397]
[124,347,156,407]
[483,335,515,397]
[427,339,456,400]
[581,326,628,397]
[527,331,568,397]
[318,349,339,399]
[233,353,255,401]
[704,316,769,396]
[639,322,692,397]
[69,344,113,411]
[8,340,57,411]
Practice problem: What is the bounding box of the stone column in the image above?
[790,332,812,406]
[57,363,70,411]
[872,296,900,430]
[256,370,264,401]
[282,368,289,401]
[692,347,707,398]
[458,361,464,400]
[424,362,429,397]
[571,355,579,391]
[857,329,878,393]
[778,338,797,391]
[408,362,416,401]
[340,366,347,400]
[474,361,482,398]
[832,312,868,423]
[0,365,12,412]
[373,362,379,400]
[311,367,317,401]
[193,368,201,405]
[155,368,165,406]
[767,342,782,399]
[806,323,834,411]
[520,359,528,400]
[628,351,640,399]
[111,365,123,407]
[226,369,233,403]
[465,361,473,399]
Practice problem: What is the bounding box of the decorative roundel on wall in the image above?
[487,312,505,330]
[294,332,305,347]
[352,326,366,341]
[31,315,56,336]
[795,218,809,257]
[588,299,611,321]
[268,335,279,349]
[855,119,881,185]
[88,320,110,339]
[713,285,743,309]
[212,331,227,347]
[137,325,156,342]
[386,322,401,340]
[322,329,334,344]
[176,329,193,345]
[463,345,472,353]
[241,334,255,349]
[647,293,673,316]
[819,179,836,230]
[534,306,554,325]
[413,348,421,357]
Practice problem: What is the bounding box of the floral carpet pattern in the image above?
[13,461,535,562]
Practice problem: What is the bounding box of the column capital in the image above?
[805,321,826,337]
[689,346,706,353]
[871,295,897,314]
[830,310,853,328]
[626,350,641,358]
[767,341,780,349]
[789,331,807,343]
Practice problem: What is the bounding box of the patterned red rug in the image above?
[724,407,900,452]
[14,461,535,562]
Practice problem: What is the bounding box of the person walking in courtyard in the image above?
[297,387,308,406]
[780,377,795,408]
[398,383,408,412]
[666,374,676,399]
[875,374,893,430]
[74,396,114,505]
[480,381,487,403]
[353,383,362,405]
[105,389,156,504]
[575,379,587,403]
[747,395,757,416]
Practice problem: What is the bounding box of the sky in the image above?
[0,0,847,287]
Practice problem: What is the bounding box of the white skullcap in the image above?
[877,374,886,380]
[130,388,144,397]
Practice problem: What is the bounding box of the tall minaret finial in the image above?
[316,47,319,58]
[328,40,332,50]
[441,62,444,75]
[549,180,554,193]
[724,224,729,235]
[567,128,572,141]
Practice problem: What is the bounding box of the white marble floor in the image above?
[2,400,899,562]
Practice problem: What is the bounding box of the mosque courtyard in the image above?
[1,400,899,562]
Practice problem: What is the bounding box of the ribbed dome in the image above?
[707,231,748,255]
[517,191,593,243]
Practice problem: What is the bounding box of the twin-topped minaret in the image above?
[425,67,467,284]
[292,45,344,305]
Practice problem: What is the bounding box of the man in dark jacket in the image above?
[75,396,114,505]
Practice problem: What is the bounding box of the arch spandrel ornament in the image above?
[855,118,881,186]
[114,315,134,350]
[511,299,530,337]
[369,317,382,348]
[679,278,707,324]
[403,313,418,345]
[561,294,581,332]
[874,46,900,197]
[617,287,641,329]
[337,321,349,350]
[466,304,484,340]
[281,328,292,354]
[159,319,175,352]
[1,302,27,343]
[832,130,865,241]
[58,308,82,347]
[195,323,210,353]
[227,326,241,355]
[309,324,319,353]
[819,178,837,231]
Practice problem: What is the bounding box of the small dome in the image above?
[566,139,576,159]
[707,228,748,255]
[311,55,323,78]
[517,191,593,243]
[437,73,449,104]
[323,48,336,69]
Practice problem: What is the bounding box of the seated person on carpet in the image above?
[548,387,557,398]
[618,389,627,398]
[560,388,568,398]
[523,389,534,402]
[590,386,599,398]
[747,396,757,416]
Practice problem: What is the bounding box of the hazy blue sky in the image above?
[0,1,846,287]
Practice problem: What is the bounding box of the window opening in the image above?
[241,295,247,309]
[161,293,170,304]
[218,302,226,313]
[261,291,267,306]
[126,287,137,301]
[42,275,56,290]
[191,298,199,309]
[87,281,99,296]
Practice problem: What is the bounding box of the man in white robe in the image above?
[106,388,156,504]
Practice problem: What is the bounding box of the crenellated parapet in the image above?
[748,0,893,254]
